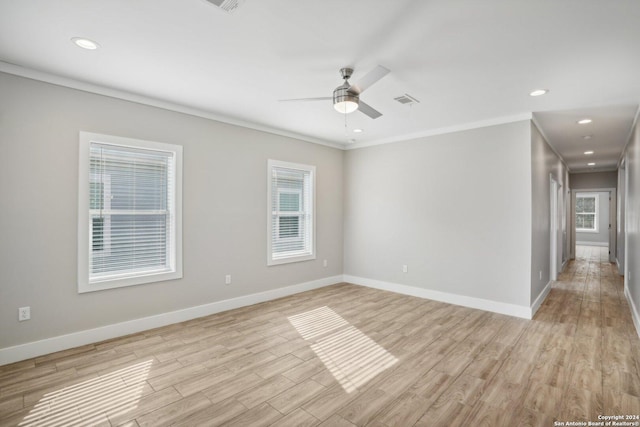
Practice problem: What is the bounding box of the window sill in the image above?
[268,253,316,266]
[78,269,182,293]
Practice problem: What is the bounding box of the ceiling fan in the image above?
[280,65,390,119]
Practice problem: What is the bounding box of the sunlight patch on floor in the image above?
[288,306,397,392]
[19,359,153,427]
[288,306,349,339]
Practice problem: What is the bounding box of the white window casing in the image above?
[267,160,316,265]
[78,132,183,293]
[575,193,599,233]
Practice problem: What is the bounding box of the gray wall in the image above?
[623,119,640,328]
[570,171,618,189]
[0,73,344,349]
[344,121,532,307]
[530,122,569,303]
[5,69,616,351]
[575,191,610,246]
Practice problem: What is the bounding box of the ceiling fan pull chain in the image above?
[344,111,347,137]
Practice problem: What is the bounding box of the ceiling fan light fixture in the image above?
[334,99,359,114]
[333,86,359,114]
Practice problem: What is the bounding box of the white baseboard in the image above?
[625,287,640,340]
[343,275,532,319]
[576,241,608,247]
[0,275,342,366]
[531,281,552,317]
[616,258,624,276]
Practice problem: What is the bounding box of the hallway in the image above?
[537,245,640,418]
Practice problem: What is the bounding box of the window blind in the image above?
[576,194,598,231]
[89,142,176,282]
[270,163,314,262]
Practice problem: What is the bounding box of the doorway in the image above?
[570,187,617,263]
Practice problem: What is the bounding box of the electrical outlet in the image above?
[225,274,231,285]
[323,259,328,267]
[402,265,408,273]
[18,306,30,322]
[539,270,542,280]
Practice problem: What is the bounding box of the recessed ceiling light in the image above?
[353,129,363,133]
[529,89,548,97]
[584,151,594,155]
[577,118,592,125]
[71,37,100,50]
[588,162,596,166]
[583,135,593,140]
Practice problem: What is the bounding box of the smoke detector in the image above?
[203,0,245,13]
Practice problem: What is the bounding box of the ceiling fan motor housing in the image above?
[333,68,359,113]
[333,85,359,107]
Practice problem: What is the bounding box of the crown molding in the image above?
[1,61,542,152]
[0,61,344,150]
[345,113,533,150]
[531,114,570,172]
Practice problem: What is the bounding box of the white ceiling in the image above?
[0,0,638,170]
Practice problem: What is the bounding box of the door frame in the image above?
[550,177,559,281]
[570,187,617,262]
[618,159,626,276]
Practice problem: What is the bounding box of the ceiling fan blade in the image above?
[279,97,332,102]
[358,101,383,119]
[349,65,390,95]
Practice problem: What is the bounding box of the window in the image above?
[576,193,598,232]
[78,132,182,293]
[268,160,315,265]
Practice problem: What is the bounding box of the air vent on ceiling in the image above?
[394,94,420,105]
[203,0,245,13]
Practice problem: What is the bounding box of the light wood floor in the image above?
[1,245,639,426]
